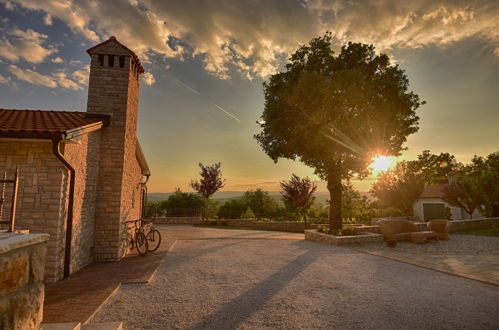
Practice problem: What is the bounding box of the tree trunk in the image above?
[327,167,342,233]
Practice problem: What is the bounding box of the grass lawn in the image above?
[454,227,499,237]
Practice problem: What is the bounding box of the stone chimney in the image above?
[86,36,144,261]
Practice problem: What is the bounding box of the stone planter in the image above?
[304,229,382,246]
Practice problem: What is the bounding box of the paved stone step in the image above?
[82,322,123,330]
[41,322,81,330]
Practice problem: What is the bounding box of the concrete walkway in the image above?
[93,225,499,329]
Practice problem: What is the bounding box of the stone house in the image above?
[0,37,151,282]
[412,183,481,221]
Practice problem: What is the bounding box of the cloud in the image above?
[51,56,63,63]
[5,0,499,79]
[0,27,56,63]
[52,71,82,90]
[71,65,89,85]
[7,64,85,90]
[43,13,52,25]
[8,64,58,88]
[0,74,10,84]
[141,72,155,86]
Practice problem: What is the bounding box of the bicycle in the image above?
[140,218,162,252]
[125,219,148,256]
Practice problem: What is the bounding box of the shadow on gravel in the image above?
[165,241,240,270]
[188,244,328,329]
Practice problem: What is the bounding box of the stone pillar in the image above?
[0,232,49,329]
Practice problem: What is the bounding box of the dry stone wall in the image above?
[0,232,49,329]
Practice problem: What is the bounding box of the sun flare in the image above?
[370,155,396,174]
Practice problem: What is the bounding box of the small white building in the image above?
[413,183,481,221]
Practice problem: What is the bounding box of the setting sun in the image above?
[370,155,397,174]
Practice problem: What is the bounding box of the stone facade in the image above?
[0,141,66,282]
[0,37,148,281]
[0,232,49,329]
[63,132,102,274]
[87,38,144,261]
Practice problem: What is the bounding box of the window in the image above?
[98,54,104,66]
[108,55,114,67]
[119,56,125,68]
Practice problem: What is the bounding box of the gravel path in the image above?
[93,228,499,329]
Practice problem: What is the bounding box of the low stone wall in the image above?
[356,217,499,235]
[371,216,420,225]
[353,226,381,235]
[149,217,201,225]
[222,219,323,233]
[305,230,382,246]
[449,217,499,231]
[0,232,49,329]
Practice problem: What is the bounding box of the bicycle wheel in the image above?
[135,231,148,256]
[146,228,162,252]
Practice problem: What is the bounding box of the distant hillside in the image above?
[147,191,370,205]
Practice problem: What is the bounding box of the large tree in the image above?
[255,33,423,231]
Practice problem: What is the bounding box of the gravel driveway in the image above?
[93,227,499,329]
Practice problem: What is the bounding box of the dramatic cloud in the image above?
[4,0,499,78]
[8,64,85,90]
[0,27,56,63]
[141,72,155,86]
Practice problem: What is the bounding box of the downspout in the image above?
[141,174,150,218]
[52,137,75,279]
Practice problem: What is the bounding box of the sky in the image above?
[0,0,498,193]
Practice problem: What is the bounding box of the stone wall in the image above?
[221,219,323,233]
[63,131,101,274]
[0,141,66,282]
[87,39,143,261]
[449,217,499,231]
[304,230,383,245]
[152,217,201,225]
[0,232,49,329]
[371,216,420,225]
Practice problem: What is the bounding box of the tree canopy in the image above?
[243,189,280,220]
[444,151,499,218]
[190,162,225,199]
[280,174,317,227]
[255,33,423,230]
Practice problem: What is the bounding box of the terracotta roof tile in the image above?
[0,109,104,136]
